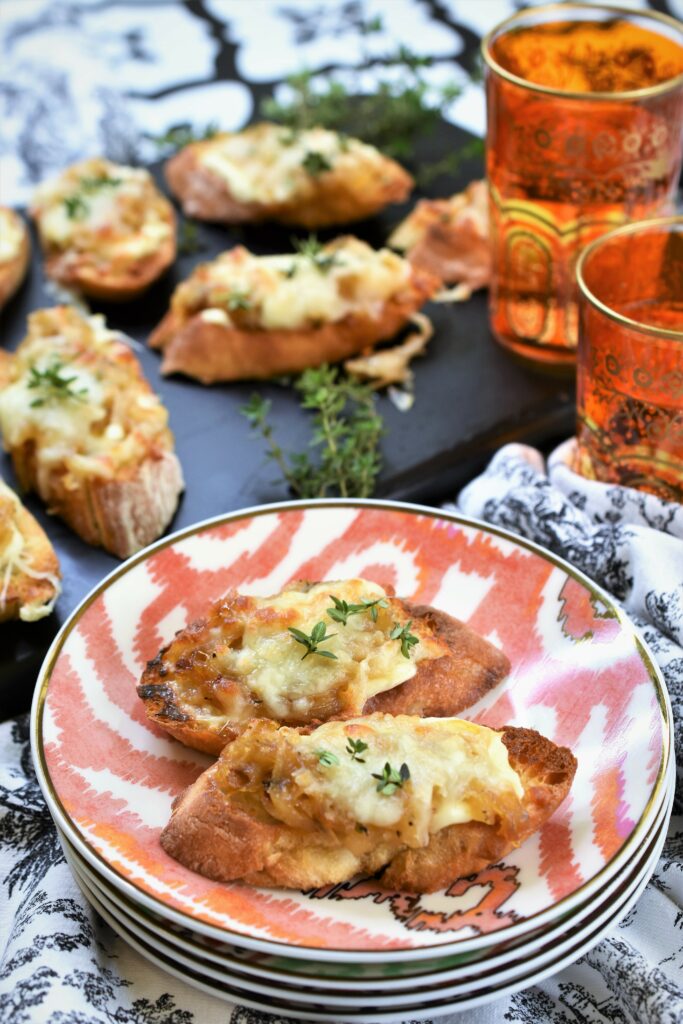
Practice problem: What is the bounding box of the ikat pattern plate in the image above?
[32,501,671,956]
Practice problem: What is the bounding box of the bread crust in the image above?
[139,592,509,755]
[43,233,175,302]
[0,479,60,622]
[160,722,577,893]
[11,442,183,559]
[149,263,438,383]
[0,307,184,559]
[165,132,413,229]
[0,213,30,311]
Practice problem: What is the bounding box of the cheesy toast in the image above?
[0,208,30,311]
[0,306,184,559]
[31,158,175,301]
[160,714,577,892]
[0,477,60,622]
[149,237,439,383]
[389,180,491,292]
[138,579,510,754]
[165,122,413,229]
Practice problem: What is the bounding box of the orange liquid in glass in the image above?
[576,226,683,501]
[486,18,683,368]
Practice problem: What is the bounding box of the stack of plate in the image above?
[31,501,674,1022]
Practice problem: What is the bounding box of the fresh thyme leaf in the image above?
[301,150,333,176]
[389,620,420,659]
[327,594,389,625]
[241,367,383,499]
[63,195,89,220]
[227,289,252,311]
[316,749,340,767]
[27,361,88,407]
[147,121,219,152]
[346,737,369,763]
[371,761,410,795]
[291,235,342,274]
[288,622,337,660]
[79,174,122,192]
[178,218,203,256]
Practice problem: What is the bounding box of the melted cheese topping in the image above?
[0,306,174,486]
[31,158,172,260]
[197,123,385,206]
[175,237,410,331]
[290,716,524,838]
[209,580,445,721]
[0,208,25,263]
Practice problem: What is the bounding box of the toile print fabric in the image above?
[0,438,682,1023]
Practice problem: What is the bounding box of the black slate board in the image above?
[0,124,575,718]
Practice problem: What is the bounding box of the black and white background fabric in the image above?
[1,1,683,1022]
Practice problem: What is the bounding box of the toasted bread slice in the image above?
[165,122,413,229]
[0,477,60,622]
[160,715,577,892]
[31,158,175,301]
[0,208,30,311]
[0,306,184,559]
[149,237,438,383]
[138,579,509,755]
[389,180,491,292]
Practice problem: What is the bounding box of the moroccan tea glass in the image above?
[482,3,683,371]
[575,216,683,501]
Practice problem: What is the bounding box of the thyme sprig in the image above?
[372,761,410,795]
[327,594,389,626]
[178,219,204,256]
[346,738,369,763]
[288,621,338,660]
[390,620,420,659]
[27,361,88,408]
[316,749,340,767]
[301,150,333,176]
[63,174,122,220]
[291,234,342,274]
[241,366,383,499]
[261,14,473,179]
[147,122,219,152]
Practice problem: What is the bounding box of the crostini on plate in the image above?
[0,306,184,559]
[138,578,510,755]
[0,477,60,622]
[389,180,491,293]
[149,236,439,383]
[165,122,413,229]
[31,158,176,301]
[160,714,577,892]
[0,207,30,311]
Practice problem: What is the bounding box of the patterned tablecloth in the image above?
[0,2,681,1022]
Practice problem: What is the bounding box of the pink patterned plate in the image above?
[32,500,671,958]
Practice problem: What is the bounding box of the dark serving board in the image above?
[0,123,575,718]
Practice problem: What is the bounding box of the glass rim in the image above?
[576,215,683,341]
[481,2,683,102]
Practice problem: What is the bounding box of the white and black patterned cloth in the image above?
[1,440,682,1024]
